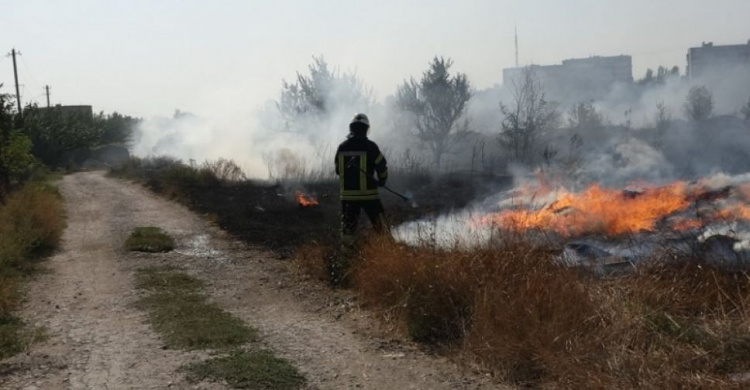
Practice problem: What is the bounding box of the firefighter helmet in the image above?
[350,113,370,127]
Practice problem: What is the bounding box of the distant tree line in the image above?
[275,57,750,174]
[637,66,680,86]
[0,85,139,198]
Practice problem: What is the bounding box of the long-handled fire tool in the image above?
[381,183,418,208]
[345,158,418,208]
[381,184,409,201]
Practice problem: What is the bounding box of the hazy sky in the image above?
[2,0,749,117]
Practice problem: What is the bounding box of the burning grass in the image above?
[294,190,319,207]
[478,178,750,239]
[297,235,750,388]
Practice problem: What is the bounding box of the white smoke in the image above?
[129,53,750,187]
[130,62,389,180]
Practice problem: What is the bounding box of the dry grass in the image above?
[296,235,750,388]
[200,158,247,183]
[0,183,64,270]
[0,181,65,359]
[294,242,335,284]
[0,182,65,305]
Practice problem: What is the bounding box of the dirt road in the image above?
[0,171,496,389]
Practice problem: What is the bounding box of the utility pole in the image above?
[10,48,22,115]
[45,85,51,108]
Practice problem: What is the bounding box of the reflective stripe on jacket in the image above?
[335,135,388,201]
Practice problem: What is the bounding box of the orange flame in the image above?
[715,204,750,221]
[295,190,319,207]
[670,217,704,232]
[481,182,695,237]
[736,183,750,203]
[478,180,750,238]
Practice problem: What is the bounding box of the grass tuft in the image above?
[135,267,257,350]
[183,349,305,390]
[135,267,305,385]
[0,316,50,360]
[0,316,25,360]
[135,265,203,292]
[125,227,175,253]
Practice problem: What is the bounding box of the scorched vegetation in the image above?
[109,55,750,388]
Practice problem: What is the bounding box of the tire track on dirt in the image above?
[1,171,497,389]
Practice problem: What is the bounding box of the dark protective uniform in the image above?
[335,133,388,236]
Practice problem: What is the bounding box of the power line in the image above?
[515,25,519,68]
[19,54,42,93]
[19,87,47,106]
[20,85,28,103]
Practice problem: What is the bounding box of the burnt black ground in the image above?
[176,173,512,254]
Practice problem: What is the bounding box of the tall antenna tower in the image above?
[514,25,519,68]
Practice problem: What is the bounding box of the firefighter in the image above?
[335,113,389,237]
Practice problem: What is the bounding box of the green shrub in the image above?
[0,131,36,189]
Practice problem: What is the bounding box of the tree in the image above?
[396,57,472,168]
[99,112,139,145]
[639,69,655,85]
[277,56,373,133]
[654,101,672,148]
[568,102,604,131]
[0,84,13,133]
[0,131,35,185]
[684,86,714,122]
[0,86,35,198]
[0,86,15,197]
[656,66,679,83]
[20,105,104,168]
[741,96,750,122]
[499,67,559,163]
[638,66,679,86]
